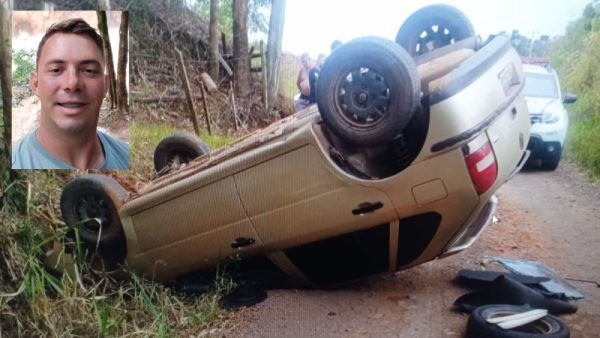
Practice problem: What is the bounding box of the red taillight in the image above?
[463,135,497,195]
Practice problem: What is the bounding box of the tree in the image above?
[266,0,285,111]
[98,0,111,10]
[510,30,531,56]
[530,35,550,57]
[197,0,270,42]
[0,0,18,202]
[0,0,11,161]
[232,0,250,97]
[117,11,129,112]
[209,0,220,81]
[97,11,117,109]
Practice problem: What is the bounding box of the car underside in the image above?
[54,6,530,288]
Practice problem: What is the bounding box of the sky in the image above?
[282,0,592,58]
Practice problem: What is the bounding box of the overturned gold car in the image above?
[59,6,530,287]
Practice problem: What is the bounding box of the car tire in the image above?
[541,146,562,171]
[153,133,210,175]
[395,4,475,57]
[466,305,570,338]
[60,174,128,247]
[316,36,420,147]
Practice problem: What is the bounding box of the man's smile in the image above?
[55,101,90,114]
[58,102,87,108]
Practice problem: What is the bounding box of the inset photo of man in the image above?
[11,12,128,169]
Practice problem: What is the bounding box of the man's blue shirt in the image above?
[12,130,129,169]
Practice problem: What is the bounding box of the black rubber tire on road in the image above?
[466,305,570,338]
[60,174,128,247]
[541,146,562,171]
[395,4,475,57]
[316,36,420,147]
[218,284,268,309]
[153,133,210,175]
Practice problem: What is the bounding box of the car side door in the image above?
[234,145,397,250]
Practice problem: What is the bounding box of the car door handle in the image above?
[231,237,255,249]
[352,201,383,215]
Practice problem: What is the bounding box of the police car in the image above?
[522,61,577,170]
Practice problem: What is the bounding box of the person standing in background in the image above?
[295,53,312,112]
[308,54,326,104]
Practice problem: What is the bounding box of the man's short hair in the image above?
[36,18,104,68]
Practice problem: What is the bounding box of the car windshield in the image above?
[523,73,559,98]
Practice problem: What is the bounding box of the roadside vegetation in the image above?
[550,2,600,178]
[0,154,234,337]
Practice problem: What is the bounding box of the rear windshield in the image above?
[523,72,559,98]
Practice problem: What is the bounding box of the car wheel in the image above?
[541,146,562,171]
[153,133,210,175]
[60,174,128,248]
[316,37,420,147]
[395,4,475,57]
[466,305,570,338]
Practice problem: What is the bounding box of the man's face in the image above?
[30,33,108,136]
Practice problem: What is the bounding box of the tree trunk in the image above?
[98,0,111,10]
[0,0,17,186]
[97,11,117,109]
[208,0,220,82]
[232,0,250,97]
[266,0,286,111]
[117,11,129,112]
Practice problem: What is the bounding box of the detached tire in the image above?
[153,133,210,175]
[316,37,420,146]
[61,174,128,247]
[466,305,570,338]
[395,4,474,57]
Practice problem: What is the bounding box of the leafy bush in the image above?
[550,2,600,178]
[12,49,35,86]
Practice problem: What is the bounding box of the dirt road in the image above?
[225,162,600,337]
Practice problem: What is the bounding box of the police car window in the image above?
[523,73,559,98]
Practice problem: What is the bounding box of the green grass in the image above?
[549,5,600,179]
[567,114,600,178]
[129,123,237,181]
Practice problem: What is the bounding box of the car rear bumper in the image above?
[439,195,498,258]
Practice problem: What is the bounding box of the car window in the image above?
[523,72,559,98]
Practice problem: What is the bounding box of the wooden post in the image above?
[199,83,212,136]
[248,46,255,69]
[260,40,268,114]
[199,72,218,93]
[217,52,233,77]
[230,81,239,131]
[175,48,200,135]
